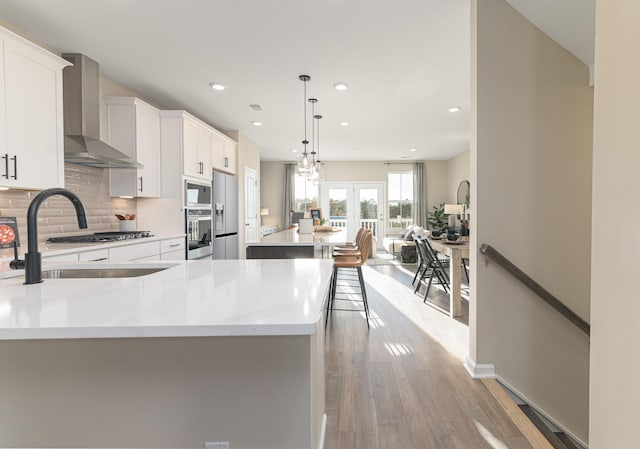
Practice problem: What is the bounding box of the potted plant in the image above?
[428,202,448,230]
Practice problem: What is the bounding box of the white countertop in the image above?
[0,259,333,339]
[246,228,348,246]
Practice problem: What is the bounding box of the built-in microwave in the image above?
[185,180,212,208]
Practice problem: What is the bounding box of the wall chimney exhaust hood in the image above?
[62,53,142,169]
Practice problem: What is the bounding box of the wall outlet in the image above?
[205,442,229,449]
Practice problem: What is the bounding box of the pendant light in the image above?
[308,97,318,178]
[297,75,312,176]
[311,114,323,185]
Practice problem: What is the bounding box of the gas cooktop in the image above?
[47,231,153,243]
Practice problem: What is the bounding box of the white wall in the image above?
[225,131,260,258]
[472,0,593,442]
[590,2,640,447]
[447,150,470,204]
[260,161,285,229]
[259,161,449,231]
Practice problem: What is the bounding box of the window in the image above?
[294,174,319,213]
[388,172,413,230]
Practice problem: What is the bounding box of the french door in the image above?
[321,182,385,247]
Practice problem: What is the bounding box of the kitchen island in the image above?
[0,259,332,449]
[246,227,347,259]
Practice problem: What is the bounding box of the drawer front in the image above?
[78,249,109,262]
[109,241,161,261]
[133,254,161,262]
[161,237,185,253]
[43,253,79,262]
[160,249,185,261]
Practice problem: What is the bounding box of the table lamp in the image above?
[260,208,269,226]
[444,204,464,229]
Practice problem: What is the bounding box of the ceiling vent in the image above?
[249,104,263,111]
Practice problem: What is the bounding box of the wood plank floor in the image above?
[324,264,534,449]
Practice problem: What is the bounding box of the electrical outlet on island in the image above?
[205,442,229,449]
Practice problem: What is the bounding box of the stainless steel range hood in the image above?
[62,53,142,169]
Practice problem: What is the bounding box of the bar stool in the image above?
[333,228,367,257]
[326,229,372,328]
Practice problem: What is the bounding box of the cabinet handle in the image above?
[10,155,17,179]
[224,157,228,168]
[169,243,181,248]
[198,161,202,174]
[89,257,108,262]
[2,154,7,179]
[139,176,143,192]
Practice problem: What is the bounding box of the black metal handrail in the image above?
[479,244,590,336]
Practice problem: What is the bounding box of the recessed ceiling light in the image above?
[410,148,417,152]
[334,83,349,91]
[252,121,263,126]
[339,121,350,126]
[448,106,461,112]
[209,83,226,91]
[291,149,297,153]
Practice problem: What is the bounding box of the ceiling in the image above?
[0,0,593,163]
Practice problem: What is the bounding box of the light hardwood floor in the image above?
[324,264,534,449]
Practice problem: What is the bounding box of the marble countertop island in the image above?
[246,227,347,246]
[0,258,333,339]
[0,258,331,448]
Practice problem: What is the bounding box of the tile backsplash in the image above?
[0,164,135,247]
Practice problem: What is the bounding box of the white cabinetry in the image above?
[160,237,186,260]
[0,26,70,190]
[160,111,236,181]
[41,236,186,263]
[106,97,161,198]
[160,111,213,181]
[211,133,237,175]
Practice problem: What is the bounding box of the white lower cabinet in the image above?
[78,249,109,262]
[109,241,161,262]
[161,250,185,260]
[43,253,79,263]
[160,237,185,260]
[41,237,186,264]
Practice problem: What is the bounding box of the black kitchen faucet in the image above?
[11,188,88,284]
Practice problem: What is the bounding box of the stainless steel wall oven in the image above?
[184,180,213,259]
[186,208,213,259]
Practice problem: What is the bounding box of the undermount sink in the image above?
[42,267,169,279]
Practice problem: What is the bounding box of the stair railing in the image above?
[479,244,590,336]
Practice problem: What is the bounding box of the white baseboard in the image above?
[464,357,496,378]
[318,413,327,449]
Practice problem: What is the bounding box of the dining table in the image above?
[428,237,469,317]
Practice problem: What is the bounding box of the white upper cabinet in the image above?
[0,26,70,190]
[211,132,237,175]
[106,97,161,198]
[160,111,230,182]
[195,123,212,180]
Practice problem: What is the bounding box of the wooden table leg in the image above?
[450,251,462,317]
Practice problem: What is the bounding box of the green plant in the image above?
[428,203,448,230]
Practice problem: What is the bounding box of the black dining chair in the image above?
[414,235,450,302]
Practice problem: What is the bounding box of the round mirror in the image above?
[457,180,470,207]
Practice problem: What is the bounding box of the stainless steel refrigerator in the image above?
[212,171,239,259]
